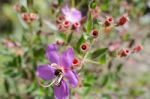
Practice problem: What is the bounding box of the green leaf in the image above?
[90,1,96,9]
[91,48,108,59]
[86,14,93,33]
[99,54,107,64]
[58,33,67,41]
[102,94,111,99]
[20,6,27,12]
[4,78,9,93]
[101,75,109,87]
[122,33,131,41]
[58,0,64,5]
[116,63,123,72]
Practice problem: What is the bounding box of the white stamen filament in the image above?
[38,74,64,88]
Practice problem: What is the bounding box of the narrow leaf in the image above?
[99,54,107,64]
[91,48,108,59]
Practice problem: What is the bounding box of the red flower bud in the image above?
[118,14,129,26]
[104,16,113,27]
[73,22,81,29]
[91,29,99,38]
[63,20,71,28]
[80,43,90,51]
[22,13,38,23]
[22,13,30,23]
[72,58,80,66]
[120,48,130,57]
[132,44,143,53]
[56,16,65,24]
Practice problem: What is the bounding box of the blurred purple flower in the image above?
[62,5,82,24]
[37,44,78,99]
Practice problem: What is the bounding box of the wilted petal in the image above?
[65,70,78,87]
[61,48,75,68]
[36,64,55,80]
[46,44,60,64]
[54,80,69,99]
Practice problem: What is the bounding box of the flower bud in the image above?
[80,42,90,52]
[91,29,99,38]
[73,22,81,29]
[56,16,65,24]
[63,20,71,28]
[132,44,143,53]
[22,13,38,23]
[119,48,130,57]
[72,58,80,66]
[104,16,113,27]
[118,14,129,26]
[21,13,30,23]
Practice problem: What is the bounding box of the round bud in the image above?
[56,16,65,23]
[21,13,30,23]
[104,16,113,27]
[73,22,81,29]
[132,44,143,53]
[118,14,129,26]
[80,43,90,51]
[72,58,80,66]
[63,21,71,28]
[91,29,99,38]
[119,48,130,57]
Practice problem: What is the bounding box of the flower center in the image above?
[55,69,63,76]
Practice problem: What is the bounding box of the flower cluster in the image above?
[119,44,143,57]
[21,12,39,23]
[57,5,82,32]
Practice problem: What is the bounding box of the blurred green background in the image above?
[0,0,150,99]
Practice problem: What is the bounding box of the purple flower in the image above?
[62,5,82,24]
[36,44,78,99]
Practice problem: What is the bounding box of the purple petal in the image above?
[54,80,69,99]
[46,44,60,64]
[62,5,82,23]
[61,48,75,68]
[71,8,82,22]
[36,64,55,80]
[62,5,70,16]
[65,70,78,87]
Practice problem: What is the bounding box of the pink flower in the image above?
[62,5,82,24]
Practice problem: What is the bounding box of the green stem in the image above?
[79,39,96,72]
[71,0,75,7]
